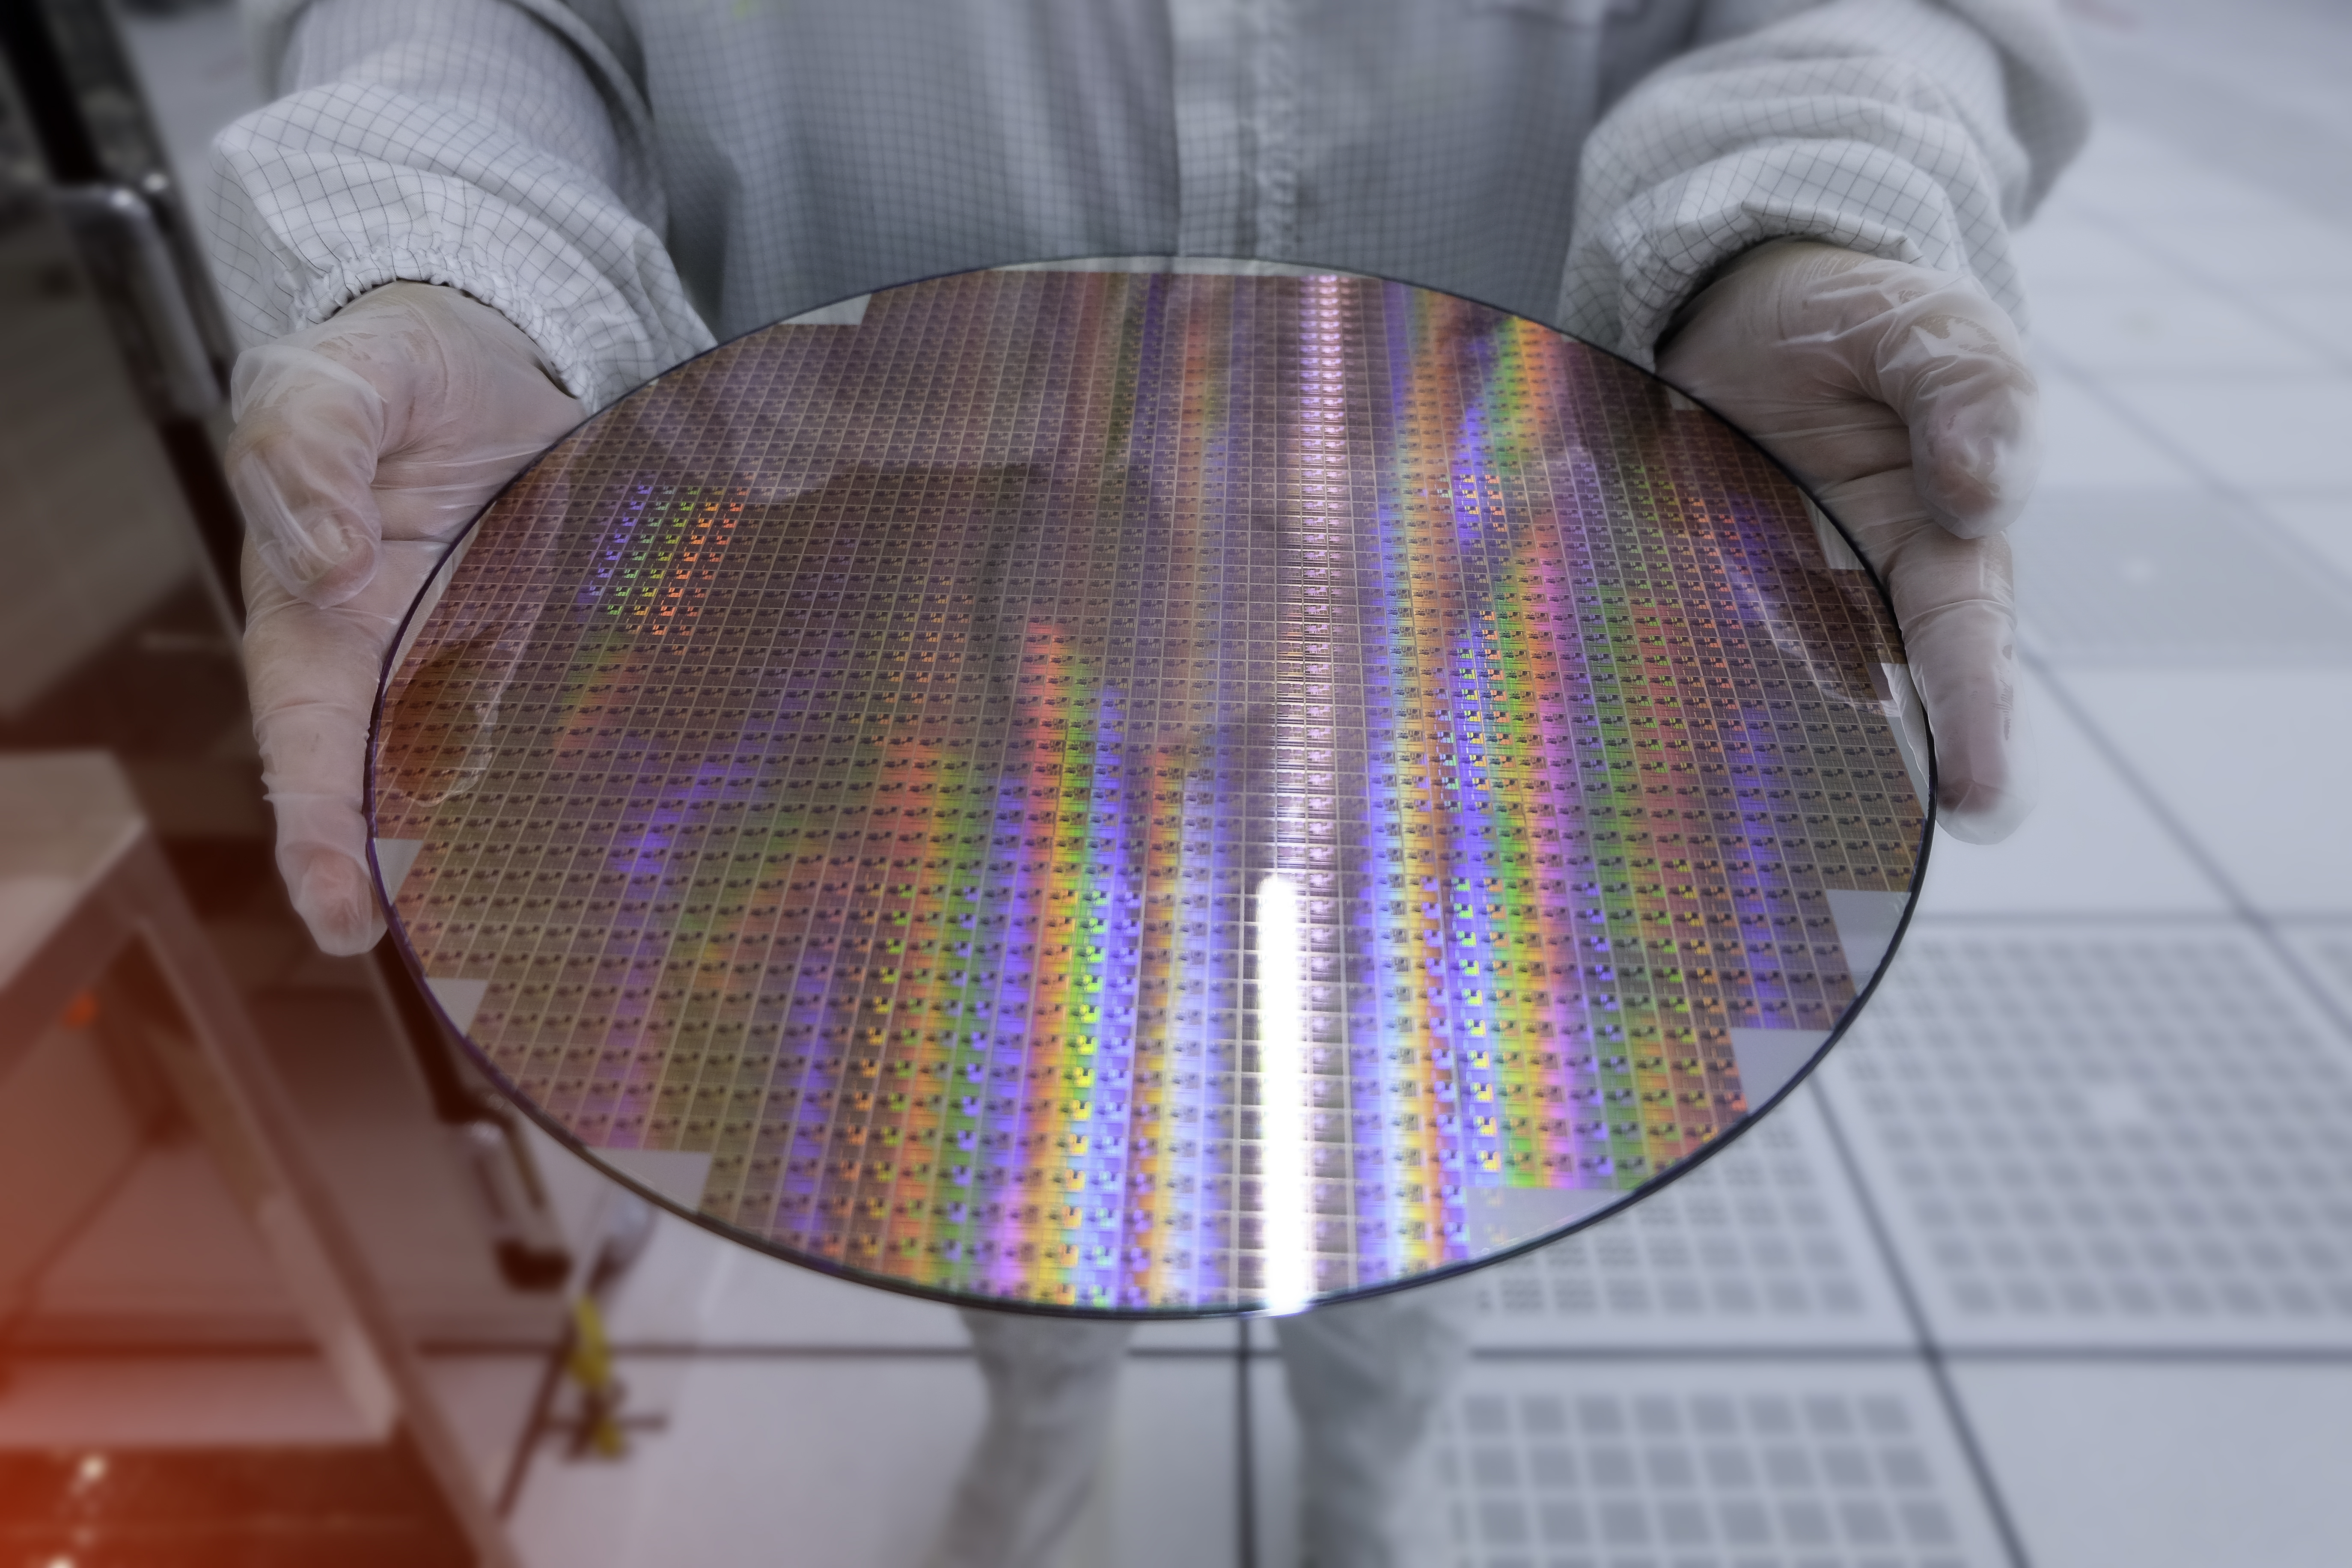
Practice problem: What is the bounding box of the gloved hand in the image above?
[229,282,583,953]
[1656,241,2036,843]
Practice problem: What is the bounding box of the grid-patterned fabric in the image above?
[211,0,2086,407]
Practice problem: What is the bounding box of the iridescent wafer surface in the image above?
[372,267,1927,1314]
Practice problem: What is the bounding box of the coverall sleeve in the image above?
[1560,0,2091,363]
[211,0,715,408]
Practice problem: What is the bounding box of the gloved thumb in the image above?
[244,536,442,954]
[1848,507,2034,843]
[271,794,384,955]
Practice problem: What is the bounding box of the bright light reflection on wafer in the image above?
[1258,871,1311,1314]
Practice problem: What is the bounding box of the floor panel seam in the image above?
[1812,1086,2036,1568]
[2025,650,2352,1047]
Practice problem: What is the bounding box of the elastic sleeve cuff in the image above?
[293,244,605,402]
[1594,138,2019,367]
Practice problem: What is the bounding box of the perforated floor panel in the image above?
[372,265,1927,1314]
[1433,1364,2001,1568]
[1819,925,2352,1347]
[2287,928,2352,1015]
[1249,1359,2007,1568]
[2014,490,2352,666]
[1469,1087,1910,1349]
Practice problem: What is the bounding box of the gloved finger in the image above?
[363,286,584,540]
[373,443,571,542]
[1792,251,2041,540]
[226,343,390,606]
[227,283,585,602]
[243,536,444,953]
[1842,503,2031,843]
[1864,291,2038,541]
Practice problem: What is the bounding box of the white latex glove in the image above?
[1656,241,2037,843]
[229,282,583,953]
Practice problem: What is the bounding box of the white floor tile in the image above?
[2054,183,2293,255]
[2058,669,2352,916]
[2040,126,2225,218]
[1955,1362,2352,1568]
[1131,1313,1249,1354]
[2102,375,2352,494]
[1247,1361,1304,1568]
[2259,286,2352,368]
[2132,208,2352,289]
[1100,1360,1241,1568]
[1468,1088,1913,1351]
[2280,925,2352,1023]
[1820,925,2352,1349]
[424,1351,549,1495]
[2028,373,2202,491]
[597,1210,734,1344]
[2050,126,2352,284]
[2260,495,2352,588]
[1906,666,2226,918]
[2029,284,2329,376]
[2068,0,2352,151]
[2012,488,2352,666]
[508,1348,1232,1568]
[508,1411,649,1568]
[1255,1357,2011,1568]
[2010,211,2183,294]
[512,1357,983,1568]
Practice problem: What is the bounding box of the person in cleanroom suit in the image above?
[211,0,2084,1560]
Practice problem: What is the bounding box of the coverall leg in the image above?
[937,1276,1475,1568]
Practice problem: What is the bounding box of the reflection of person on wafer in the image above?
[213,3,2084,1561]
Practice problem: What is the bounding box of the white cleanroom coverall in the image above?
[216,0,2084,405]
[209,2,2085,1562]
